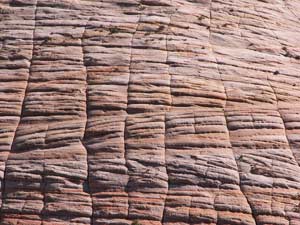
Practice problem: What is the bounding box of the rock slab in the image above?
[0,0,300,224]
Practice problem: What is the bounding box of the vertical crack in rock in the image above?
[267,74,300,186]
[215,1,300,224]
[208,0,228,110]
[125,14,140,221]
[124,2,173,221]
[124,11,140,219]
[262,23,300,168]
[124,114,129,220]
[162,112,169,223]
[208,0,257,224]
[81,16,94,224]
[224,111,258,225]
[0,0,38,217]
[41,155,46,221]
[265,35,299,167]
[166,3,173,110]
[224,110,258,225]
[126,14,141,114]
[267,73,300,167]
[161,5,173,222]
[80,1,133,222]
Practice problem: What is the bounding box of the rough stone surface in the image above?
[0,0,300,224]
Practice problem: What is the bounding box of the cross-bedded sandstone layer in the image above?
[0,0,300,224]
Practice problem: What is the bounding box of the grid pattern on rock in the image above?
[0,0,300,224]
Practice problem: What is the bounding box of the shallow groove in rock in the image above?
[0,0,38,220]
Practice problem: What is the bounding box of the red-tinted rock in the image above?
[1,0,300,224]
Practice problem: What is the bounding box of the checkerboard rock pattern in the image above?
[1,0,300,224]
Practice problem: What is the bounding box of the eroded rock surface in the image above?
[0,0,300,224]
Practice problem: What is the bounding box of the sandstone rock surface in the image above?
[1,0,300,224]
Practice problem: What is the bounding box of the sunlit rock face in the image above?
[0,0,300,224]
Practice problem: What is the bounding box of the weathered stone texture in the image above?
[0,0,300,224]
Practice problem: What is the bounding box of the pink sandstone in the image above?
[0,0,300,224]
